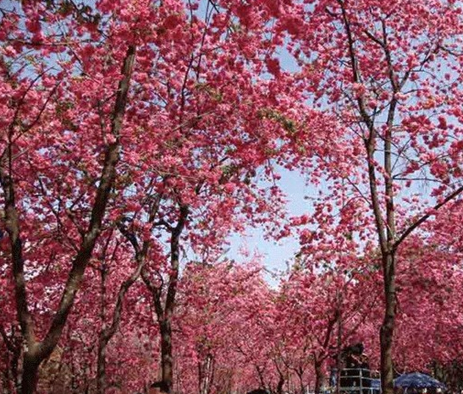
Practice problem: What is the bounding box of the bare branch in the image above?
[394,185,463,250]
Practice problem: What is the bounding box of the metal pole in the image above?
[360,369,363,394]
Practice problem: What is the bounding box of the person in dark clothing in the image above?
[339,343,371,393]
[149,381,169,394]
[340,344,362,389]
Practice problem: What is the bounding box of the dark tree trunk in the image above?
[276,375,285,394]
[95,249,146,394]
[20,356,39,394]
[97,338,107,394]
[143,205,188,394]
[96,264,108,394]
[314,361,324,394]
[159,318,174,391]
[335,316,342,394]
[380,252,396,394]
[0,46,136,394]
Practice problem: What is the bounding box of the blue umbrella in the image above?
[394,373,446,390]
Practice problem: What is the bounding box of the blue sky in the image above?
[224,40,307,284]
[226,167,312,284]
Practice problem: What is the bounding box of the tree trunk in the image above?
[96,264,108,394]
[315,361,324,394]
[154,205,188,393]
[1,46,136,394]
[96,338,107,394]
[20,356,40,394]
[141,206,188,393]
[380,252,396,394]
[276,375,285,394]
[159,318,174,391]
[335,318,342,394]
[197,360,202,394]
[95,248,146,394]
[199,354,214,394]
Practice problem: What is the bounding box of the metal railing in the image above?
[327,368,381,394]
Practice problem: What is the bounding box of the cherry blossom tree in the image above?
[274,263,381,394]
[0,0,302,392]
[104,1,302,390]
[3,1,463,393]
[0,0,141,390]
[276,2,463,393]
[176,260,273,394]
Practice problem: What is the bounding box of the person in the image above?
[340,342,371,392]
[148,381,169,394]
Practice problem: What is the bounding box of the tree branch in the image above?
[39,45,137,360]
[394,185,463,250]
